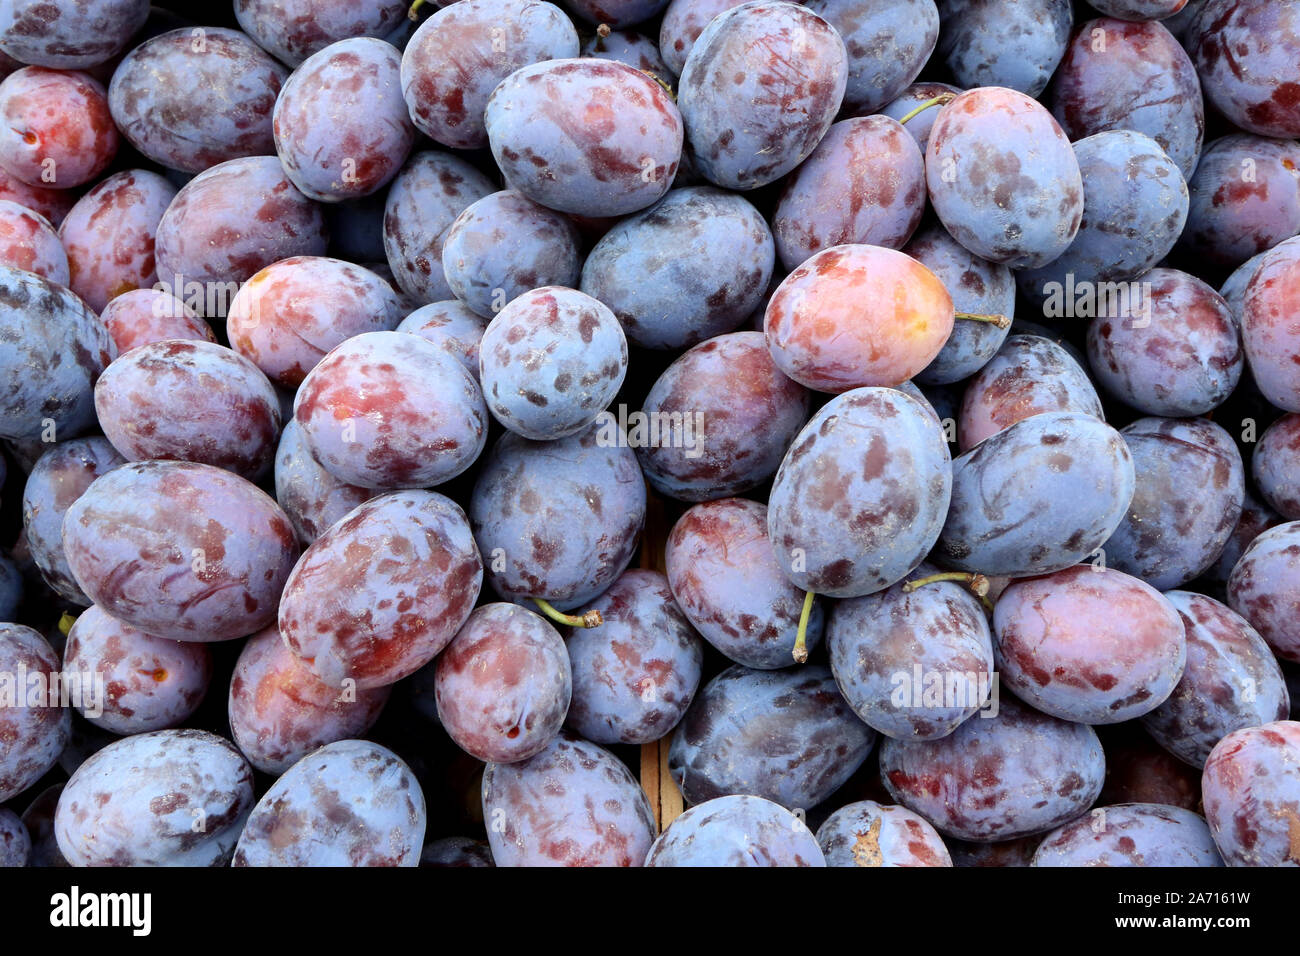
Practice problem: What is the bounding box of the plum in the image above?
[233,739,425,867]
[55,729,254,866]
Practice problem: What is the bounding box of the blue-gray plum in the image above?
[1032,804,1222,866]
[645,795,824,866]
[478,286,627,441]
[880,693,1105,841]
[233,740,425,867]
[55,729,254,866]
[668,664,877,810]
[580,186,774,350]
[469,423,645,612]
[768,386,951,598]
[1141,591,1289,768]
[666,498,825,668]
[482,732,656,866]
[1101,417,1245,590]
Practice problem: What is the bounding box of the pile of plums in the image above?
[0,0,1298,868]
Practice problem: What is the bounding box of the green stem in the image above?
[793,590,815,663]
[534,598,603,628]
[902,572,994,613]
[58,611,79,636]
[895,93,956,127]
[408,0,428,20]
[955,311,1012,329]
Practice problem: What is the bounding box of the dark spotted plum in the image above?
[993,566,1186,724]
[233,739,424,867]
[769,386,951,597]
[828,565,994,740]
[938,412,1136,577]
[479,286,626,441]
[294,330,487,489]
[482,732,655,866]
[1101,417,1245,590]
[666,498,824,668]
[442,191,582,319]
[1017,131,1189,307]
[62,604,212,735]
[564,569,703,745]
[61,460,300,642]
[668,664,876,810]
[55,729,253,866]
[485,58,681,216]
[278,490,482,689]
[274,38,415,201]
[637,331,808,500]
[401,0,579,150]
[773,116,925,271]
[908,224,1014,386]
[469,424,646,611]
[926,87,1083,269]
[382,151,495,304]
[880,693,1105,842]
[646,795,824,866]
[580,186,774,350]
[677,1,846,190]
[228,625,389,775]
[817,800,953,866]
[1032,804,1222,866]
